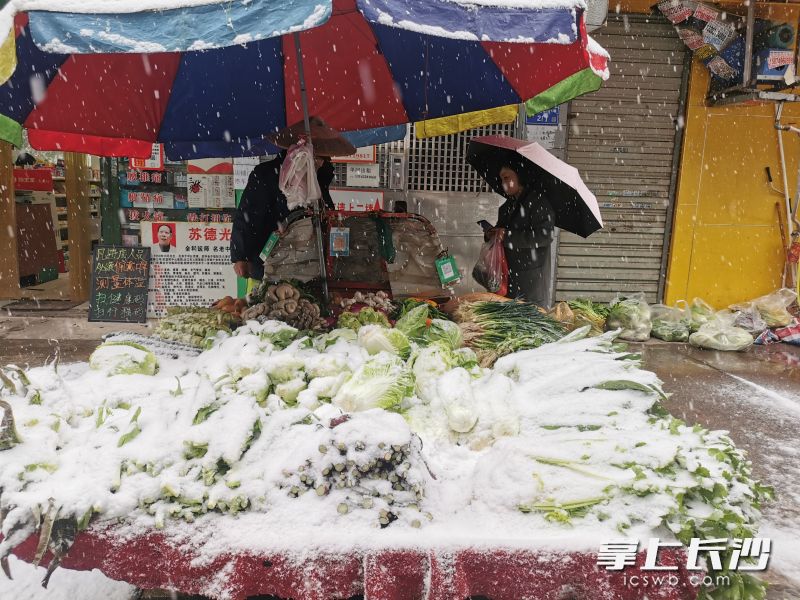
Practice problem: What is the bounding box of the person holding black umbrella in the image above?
[466,135,604,307]
[485,160,556,306]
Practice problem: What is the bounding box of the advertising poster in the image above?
[141,221,237,317]
[187,158,235,209]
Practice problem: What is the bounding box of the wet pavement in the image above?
[640,343,800,599]
[1,313,799,599]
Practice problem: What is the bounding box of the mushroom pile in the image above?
[339,290,394,314]
[241,282,326,330]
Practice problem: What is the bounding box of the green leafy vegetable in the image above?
[425,319,463,350]
[358,325,411,359]
[394,304,429,340]
[333,354,414,412]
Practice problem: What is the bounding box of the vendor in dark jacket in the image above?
[230,153,335,281]
[487,162,556,306]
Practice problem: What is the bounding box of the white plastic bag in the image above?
[650,302,691,342]
[732,304,768,335]
[688,297,715,332]
[689,310,753,351]
[731,288,797,328]
[279,140,321,210]
[605,293,652,341]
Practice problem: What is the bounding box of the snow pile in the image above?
[0,323,772,598]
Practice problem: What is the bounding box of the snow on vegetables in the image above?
[89,341,159,376]
[154,307,238,349]
[0,314,774,599]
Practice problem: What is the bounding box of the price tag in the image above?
[657,0,693,24]
[693,4,719,23]
[677,27,706,51]
[435,255,461,285]
[768,50,795,70]
[703,19,737,51]
[330,227,350,257]
[707,56,738,80]
[259,231,280,261]
[695,45,717,60]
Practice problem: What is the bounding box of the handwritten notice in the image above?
[89,246,151,323]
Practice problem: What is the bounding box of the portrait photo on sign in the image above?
[152,222,176,253]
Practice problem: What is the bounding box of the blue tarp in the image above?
[28,0,331,53]
[27,0,578,54]
[357,0,578,43]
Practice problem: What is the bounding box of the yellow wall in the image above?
[664,4,800,308]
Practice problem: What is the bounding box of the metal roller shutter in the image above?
[557,14,689,303]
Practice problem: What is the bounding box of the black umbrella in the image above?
[466,135,603,238]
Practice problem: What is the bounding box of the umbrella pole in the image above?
[293,32,330,305]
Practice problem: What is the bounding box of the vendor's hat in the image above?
[269,116,356,157]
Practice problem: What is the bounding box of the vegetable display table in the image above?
[12,529,699,600]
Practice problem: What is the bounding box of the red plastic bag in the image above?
[472,229,508,296]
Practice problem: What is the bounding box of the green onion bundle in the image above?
[455,301,567,366]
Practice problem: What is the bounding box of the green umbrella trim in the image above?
[0,113,22,148]
[525,68,603,118]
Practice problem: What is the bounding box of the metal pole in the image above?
[293,31,329,304]
[743,0,755,87]
[774,103,794,237]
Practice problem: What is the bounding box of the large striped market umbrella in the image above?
[0,0,609,160]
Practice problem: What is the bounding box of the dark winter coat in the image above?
[231,153,335,280]
[496,183,556,271]
[495,182,556,304]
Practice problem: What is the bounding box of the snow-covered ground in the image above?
[0,556,134,600]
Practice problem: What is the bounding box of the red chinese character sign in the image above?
[330,189,384,212]
[141,221,237,317]
[13,168,53,191]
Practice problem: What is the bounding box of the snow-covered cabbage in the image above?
[357,325,411,359]
[333,354,414,413]
[394,304,429,340]
[437,368,478,433]
[313,328,357,351]
[453,348,480,372]
[304,353,349,379]
[472,372,520,442]
[426,319,463,350]
[240,320,298,348]
[308,372,350,401]
[410,342,457,404]
[236,371,271,406]
[89,342,158,376]
[265,354,305,383]
[275,378,307,406]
